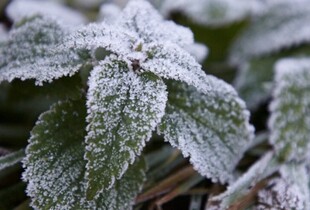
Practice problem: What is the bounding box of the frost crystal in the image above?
[85,56,167,198]
[269,58,310,161]
[0,149,24,171]
[23,100,146,210]
[6,0,86,26]
[209,152,279,209]
[0,16,85,85]
[158,79,254,184]
[230,0,310,64]
[256,164,310,210]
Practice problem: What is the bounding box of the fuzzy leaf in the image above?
[6,0,86,26]
[230,0,310,64]
[256,164,310,210]
[269,58,310,162]
[23,100,146,209]
[0,15,86,85]
[0,149,24,171]
[158,79,254,183]
[85,56,167,199]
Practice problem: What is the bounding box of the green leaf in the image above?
[23,99,146,209]
[269,58,310,162]
[0,149,24,171]
[0,15,86,85]
[158,79,254,183]
[85,56,167,199]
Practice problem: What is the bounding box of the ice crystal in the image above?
[6,0,86,26]
[268,58,310,162]
[158,79,254,184]
[23,100,146,210]
[256,164,310,210]
[230,0,310,64]
[209,152,279,209]
[85,56,167,198]
[0,149,24,171]
[0,16,85,85]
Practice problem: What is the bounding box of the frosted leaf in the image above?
[158,79,254,183]
[6,0,86,26]
[23,100,146,210]
[255,164,309,210]
[208,152,280,209]
[157,0,262,26]
[269,58,310,162]
[85,57,167,199]
[234,58,275,110]
[64,22,138,59]
[141,42,209,92]
[230,0,310,64]
[116,0,194,47]
[184,42,208,63]
[0,24,7,41]
[98,3,122,23]
[0,149,24,171]
[0,16,85,85]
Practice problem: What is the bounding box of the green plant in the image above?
[1,0,310,209]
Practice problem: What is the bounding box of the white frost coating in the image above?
[0,149,24,171]
[67,0,209,91]
[142,42,210,92]
[230,0,310,64]
[157,0,263,26]
[184,42,208,63]
[6,0,86,26]
[269,58,310,161]
[0,24,7,41]
[85,56,167,198]
[208,152,279,209]
[23,100,146,210]
[98,3,122,23]
[158,79,254,184]
[117,0,194,47]
[256,164,310,210]
[0,16,83,85]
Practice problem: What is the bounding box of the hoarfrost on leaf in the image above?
[23,100,146,210]
[85,56,167,199]
[230,0,310,64]
[255,164,310,210]
[157,0,263,26]
[0,149,24,171]
[208,152,280,209]
[117,0,194,47]
[158,79,254,184]
[0,15,86,85]
[6,0,86,26]
[269,58,310,162]
[141,42,209,91]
